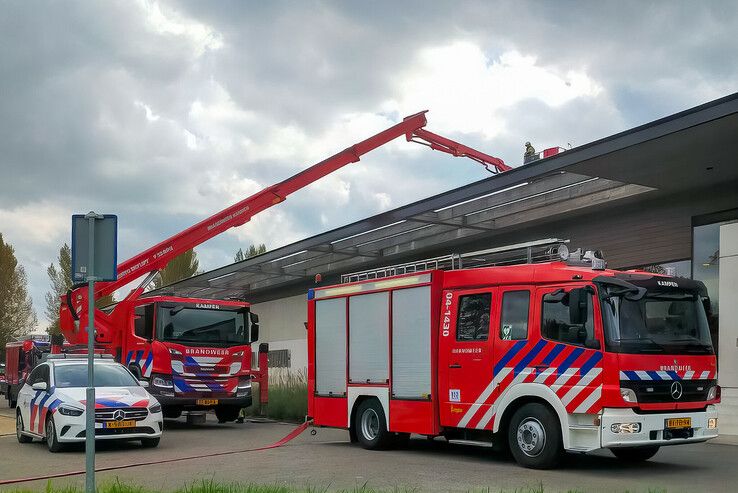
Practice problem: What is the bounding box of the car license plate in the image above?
[665,417,692,429]
[196,399,218,406]
[104,420,136,429]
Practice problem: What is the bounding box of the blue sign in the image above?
[71,214,118,282]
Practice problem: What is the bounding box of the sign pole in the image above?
[85,211,102,493]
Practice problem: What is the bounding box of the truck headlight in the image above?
[620,388,637,403]
[611,422,641,434]
[707,386,718,401]
[58,405,84,416]
[152,375,173,388]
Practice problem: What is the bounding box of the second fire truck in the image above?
[307,241,719,469]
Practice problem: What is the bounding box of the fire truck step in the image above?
[447,439,496,448]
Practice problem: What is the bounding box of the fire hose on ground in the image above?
[0,421,312,486]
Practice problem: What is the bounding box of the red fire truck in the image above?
[54,110,510,422]
[307,241,720,469]
[4,337,52,408]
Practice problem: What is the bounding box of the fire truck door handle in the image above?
[449,363,462,369]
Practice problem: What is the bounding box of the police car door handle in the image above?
[449,363,462,369]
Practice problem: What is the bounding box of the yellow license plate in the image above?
[196,399,219,406]
[665,418,692,429]
[104,420,136,429]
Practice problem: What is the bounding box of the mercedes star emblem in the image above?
[670,381,683,400]
[113,409,125,421]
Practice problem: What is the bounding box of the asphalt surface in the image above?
[0,406,735,492]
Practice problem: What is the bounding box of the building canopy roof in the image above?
[151,93,738,302]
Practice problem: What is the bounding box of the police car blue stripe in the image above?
[493,340,527,376]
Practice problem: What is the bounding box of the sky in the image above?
[1,1,736,330]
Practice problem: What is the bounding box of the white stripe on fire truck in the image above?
[700,370,711,379]
[474,368,534,430]
[550,368,578,393]
[684,371,695,379]
[534,367,556,383]
[573,385,602,413]
[561,368,602,406]
[456,367,512,428]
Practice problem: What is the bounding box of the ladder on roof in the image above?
[340,238,570,284]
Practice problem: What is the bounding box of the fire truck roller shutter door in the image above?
[391,286,432,399]
[315,298,347,396]
[349,292,389,384]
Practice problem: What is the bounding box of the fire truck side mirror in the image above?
[250,324,259,342]
[568,288,590,326]
[249,312,259,324]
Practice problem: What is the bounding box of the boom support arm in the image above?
[61,110,508,338]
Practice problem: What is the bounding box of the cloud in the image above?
[1,0,736,328]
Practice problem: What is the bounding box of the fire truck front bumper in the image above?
[600,405,718,448]
[152,395,253,409]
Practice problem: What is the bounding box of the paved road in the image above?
[0,409,735,492]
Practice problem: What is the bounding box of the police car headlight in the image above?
[149,403,162,414]
[58,405,84,416]
[707,386,718,401]
[620,388,637,403]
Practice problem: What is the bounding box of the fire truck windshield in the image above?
[156,306,248,347]
[600,287,713,355]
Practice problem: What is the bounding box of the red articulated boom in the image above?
[57,110,508,421]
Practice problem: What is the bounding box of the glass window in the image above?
[456,293,491,341]
[157,306,248,346]
[500,291,530,340]
[542,290,594,346]
[27,365,46,386]
[134,304,154,340]
[54,363,139,388]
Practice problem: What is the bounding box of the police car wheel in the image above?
[46,416,63,453]
[354,399,393,450]
[508,403,563,469]
[611,446,660,462]
[141,437,160,448]
[16,412,32,443]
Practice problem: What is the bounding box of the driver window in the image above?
[134,305,154,340]
[541,290,594,345]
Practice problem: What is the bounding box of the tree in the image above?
[45,243,115,336]
[154,249,200,288]
[0,234,37,349]
[235,244,266,262]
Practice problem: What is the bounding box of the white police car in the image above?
[15,355,163,452]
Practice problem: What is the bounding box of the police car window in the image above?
[542,290,594,346]
[54,363,139,388]
[27,365,44,385]
[456,293,491,341]
[500,291,530,340]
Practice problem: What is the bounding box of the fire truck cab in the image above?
[95,296,259,422]
[307,241,719,469]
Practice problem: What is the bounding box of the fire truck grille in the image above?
[620,379,715,403]
[95,407,149,422]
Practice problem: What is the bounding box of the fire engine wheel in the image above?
[16,412,32,443]
[45,416,63,453]
[355,399,393,450]
[508,403,563,469]
[611,446,660,462]
[215,405,240,423]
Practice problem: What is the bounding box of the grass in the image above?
[244,369,307,422]
[7,479,671,493]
